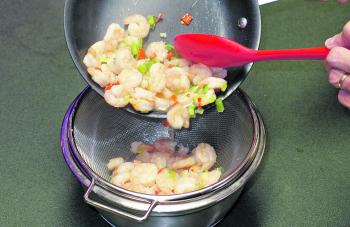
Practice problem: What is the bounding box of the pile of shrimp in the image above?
[107,138,222,195]
[83,14,228,129]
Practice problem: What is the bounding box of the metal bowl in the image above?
[60,87,266,226]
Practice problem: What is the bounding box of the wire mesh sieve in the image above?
[68,87,260,200]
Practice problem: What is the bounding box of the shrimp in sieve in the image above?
[193,143,217,171]
[130,163,158,187]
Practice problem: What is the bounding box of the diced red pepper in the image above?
[158,168,165,174]
[137,48,146,60]
[156,13,164,23]
[170,95,177,106]
[180,13,193,26]
[197,97,202,109]
[105,82,120,91]
[166,51,175,60]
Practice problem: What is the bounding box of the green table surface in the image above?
[1,0,350,226]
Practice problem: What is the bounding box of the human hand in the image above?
[325,21,350,108]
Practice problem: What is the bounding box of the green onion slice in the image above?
[148,15,156,30]
[215,98,225,112]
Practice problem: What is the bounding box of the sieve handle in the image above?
[83,178,158,222]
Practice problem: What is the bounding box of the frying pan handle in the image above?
[83,178,158,222]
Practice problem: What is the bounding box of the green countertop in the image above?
[1,0,349,226]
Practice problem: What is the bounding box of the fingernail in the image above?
[325,37,334,48]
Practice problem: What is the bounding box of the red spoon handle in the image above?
[253,46,330,62]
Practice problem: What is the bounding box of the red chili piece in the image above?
[105,82,120,91]
[180,13,193,26]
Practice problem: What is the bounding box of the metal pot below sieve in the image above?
[60,87,266,227]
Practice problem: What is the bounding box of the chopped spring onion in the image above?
[130,39,143,58]
[165,43,174,51]
[138,64,148,74]
[217,167,224,173]
[124,95,130,104]
[160,32,167,38]
[220,82,228,92]
[196,108,204,115]
[202,85,210,94]
[99,56,109,64]
[190,85,199,93]
[215,98,225,112]
[131,43,139,58]
[148,15,157,30]
[207,94,217,104]
[188,104,196,118]
[137,60,156,74]
[168,169,177,180]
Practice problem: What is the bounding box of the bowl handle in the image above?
[83,178,158,222]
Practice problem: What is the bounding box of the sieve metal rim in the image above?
[60,101,266,214]
[67,87,261,202]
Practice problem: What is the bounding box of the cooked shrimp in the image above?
[200,77,227,91]
[124,14,150,38]
[104,23,126,43]
[107,157,125,171]
[104,84,132,108]
[83,53,100,68]
[108,47,136,75]
[154,138,177,153]
[156,168,178,194]
[198,168,222,188]
[171,155,196,169]
[165,67,191,93]
[87,67,118,87]
[154,97,170,112]
[189,63,212,85]
[131,141,154,154]
[135,151,152,163]
[110,171,130,186]
[164,58,191,68]
[130,97,154,113]
[132,87,155,101]
[174,176,198,194]
[115,162,134,174]
[150,151,172,169]
[130,163,158,187]
[211,67,228,79]
[167,104,190,129]
[161,88,175,99]
[148,63,167,92]
[118,68,143,88]
[146,41,168,61]
[193,88,216,106]
[176,93,193,106]
[193,143,217,171]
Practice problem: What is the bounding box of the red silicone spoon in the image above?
[174,34,330,67]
